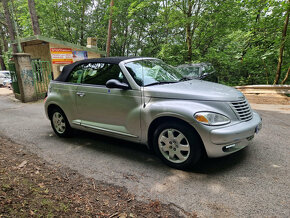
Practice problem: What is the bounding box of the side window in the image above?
[67,65,84,83]
[126,65,144,86]
[67,63,128,86]
[82,63,126,86]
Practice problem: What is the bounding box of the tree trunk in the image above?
[28,0,41,35]
[185,1,193,62]
[281,67,290,84]
[0,26,6,69]
[106,0,114,57]
[0,26,8,52]
[273,0,289,84]
[186,23,192,62]
[0,43,6,70]
[134,28,142,56]
[2,0,18,53]
[122,25,128,56]
[262,59,269,84]
[80,0,85,46]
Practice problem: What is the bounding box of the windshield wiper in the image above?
[145,81,177,87]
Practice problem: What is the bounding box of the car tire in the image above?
[50,108,72,137]
[153,122,203,170]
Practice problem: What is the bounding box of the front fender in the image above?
[141,98,234,143]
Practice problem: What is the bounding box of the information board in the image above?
[50,48,73,64]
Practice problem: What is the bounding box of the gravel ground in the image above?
[0,92,289,217]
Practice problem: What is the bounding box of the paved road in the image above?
[0,95,289,217]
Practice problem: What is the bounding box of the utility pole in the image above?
[106,0,114,57]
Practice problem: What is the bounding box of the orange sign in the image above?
[50,48,73,64]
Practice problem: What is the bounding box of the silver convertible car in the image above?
[45,57,262,169]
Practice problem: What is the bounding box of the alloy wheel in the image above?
[158,128,190,163]
[52,112,66,134]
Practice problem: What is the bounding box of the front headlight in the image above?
[194,112,230,126]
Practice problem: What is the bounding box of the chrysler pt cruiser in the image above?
[45,57,262,169]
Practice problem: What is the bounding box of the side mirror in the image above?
[106,79,130,90]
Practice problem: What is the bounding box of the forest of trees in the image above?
[0,0,289,85]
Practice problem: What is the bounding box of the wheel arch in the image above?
[147,116,205,155]
[47,104,65,120]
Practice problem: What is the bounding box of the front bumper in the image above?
[202,111,262,158]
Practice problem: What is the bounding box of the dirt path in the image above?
[245,94,290,105]
[0,136,188,217]
[0,87,13,96]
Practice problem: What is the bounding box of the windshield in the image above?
[202,65,215,74]
[177,64,215,79]
[125,59,183,86]
[0,72,10,79]
[177,66,200,78]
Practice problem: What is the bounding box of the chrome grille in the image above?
[230,100,253,121]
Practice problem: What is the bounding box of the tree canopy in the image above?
[0,0,289,85]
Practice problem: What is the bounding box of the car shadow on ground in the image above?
[192,148,248,174]
[54,128,248,175]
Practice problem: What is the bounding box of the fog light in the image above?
[226,144,236,149]
[222,144,236,152]
[247,135,254,141]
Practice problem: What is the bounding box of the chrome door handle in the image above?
[76,92,85,97]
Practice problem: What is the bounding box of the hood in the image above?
[144,80,244,101]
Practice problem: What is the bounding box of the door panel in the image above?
[52,82,79,124]
[76,85,142,138]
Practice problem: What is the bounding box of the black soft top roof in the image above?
[55,56,141,82]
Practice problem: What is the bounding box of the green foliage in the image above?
[0,0,289,85]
